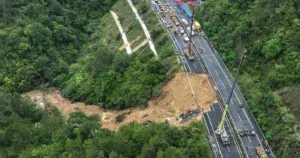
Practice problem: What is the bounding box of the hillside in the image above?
[0,0,213,157]
[0,92,211,157]
[28,72,216,130]
[195,0,300,157]
[61,0,179,109]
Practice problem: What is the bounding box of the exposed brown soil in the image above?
[27,72,216,130]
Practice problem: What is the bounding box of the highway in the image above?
[204,102,243,158]
[151,0,275,158]
[150,1,242,157]
[163,0,275,158]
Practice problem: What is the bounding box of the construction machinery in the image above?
[215,104,230,145]
[188,0,197,8]
[256,146,267,158]
[184,40,195,60]
[172,27,178,36]
[193,21,201,30]
[169,11,175,18]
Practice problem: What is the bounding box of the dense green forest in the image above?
[196,0,300,157]
[0,0,118,92]
[61,0,177,109]
[0,92,211,157]
[0,1,209,157]
[0,0,177,109]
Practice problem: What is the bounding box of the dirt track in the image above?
[27,72,216,130]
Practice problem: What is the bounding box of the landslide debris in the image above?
[27,72,216,130]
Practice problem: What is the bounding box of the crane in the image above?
[188,0,197,8]
[215,104,230,145]
[215,50,246,146]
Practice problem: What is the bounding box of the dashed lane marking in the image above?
[211,105,215,112]
[227,145,231,153]
[209,58,213,64]
[237,114,242,121]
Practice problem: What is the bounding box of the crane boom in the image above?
[216,104,229,134]
[215,104,230,145]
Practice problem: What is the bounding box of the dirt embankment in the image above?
[27,72,216,130]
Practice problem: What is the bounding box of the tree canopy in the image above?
[0,92,211,158]
[196,0,300,157]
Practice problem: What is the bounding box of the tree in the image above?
[262,38,282,59]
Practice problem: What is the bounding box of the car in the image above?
[181,18,188,26]
[183,34,189,42]
[180,28,184,34]
[175,20,180,26]
[186,27,196,35]
[250,131,256,136]
[191,30,196,35]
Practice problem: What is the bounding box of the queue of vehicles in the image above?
[154,0,202,61]
[154,1,271,158]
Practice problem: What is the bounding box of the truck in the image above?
[215,104,231,145]
[220,130,230,145]
[169,11,175,18]
[184,49,195,60]
[172,28,178,36]
[256,146,267,158]
[180,4,192,18]
[184,41,195,60]
[193,21,201,30]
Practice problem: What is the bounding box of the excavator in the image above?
[215,104,230,145]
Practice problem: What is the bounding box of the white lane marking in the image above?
[215,70,219,76]
[221,82,226,89]
[186,62,192,72]
[242,108,254,128]
[247,136,252,142]
[205,44,233,87]
[230,100,234,106]
[209,58,213,64]
[211,105,215,112]
[194,63,197,68]
[237,114,242,121]
[205,113,224,158]
[227,145,231,152]
[197,38,202,45]
[234,91,242,104]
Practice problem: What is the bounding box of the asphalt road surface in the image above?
[151,0,275,158]
[204,102,243,158]
[161,0,275,157]
[150,1,242,157]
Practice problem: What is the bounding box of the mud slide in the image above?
[27,72,216,130]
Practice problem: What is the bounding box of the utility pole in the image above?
[227,50,247,106]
